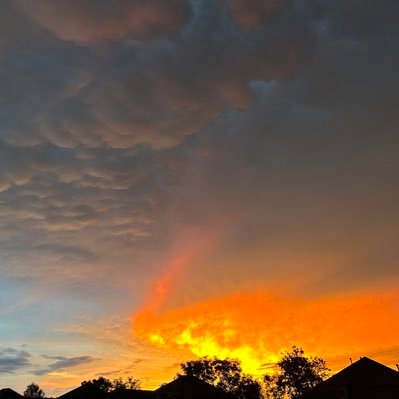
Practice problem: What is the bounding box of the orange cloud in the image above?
[133,291,399,375]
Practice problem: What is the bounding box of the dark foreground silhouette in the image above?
[302,357,399,399]
[2,356,399,399]
[0,377,230,399]
[60,375,230,399]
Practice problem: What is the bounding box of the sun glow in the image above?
[133,291,399,376]
[131,225,399,377]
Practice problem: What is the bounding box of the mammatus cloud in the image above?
[0,348,31,374]
[3,0,311,151]
[33,355,95,375]
[0,0,313,284]
[14,0,192,43]
[224,0,288,28]
[0,0,397,297]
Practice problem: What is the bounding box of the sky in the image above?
[1,0,399,395]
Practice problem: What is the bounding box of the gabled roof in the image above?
[0,389,23,399]
[57,376,230,399]
[57,384,108,399]
[302,357,399,399]
[154,375,231,399]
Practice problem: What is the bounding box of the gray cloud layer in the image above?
[0,348,31,374]
[0,0,398,315]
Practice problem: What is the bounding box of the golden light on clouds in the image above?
[133,291,399,376]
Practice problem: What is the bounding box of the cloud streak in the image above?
[33,355,95,375]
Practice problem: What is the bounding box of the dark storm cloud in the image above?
[2,0,312,150]
[0,348,31,374]
[322,0,399,38]
[167,0,399,292]
[0,0,398,294]
[0,0,58,53]
[0,0,315,285]
[33,355,95,375]
[223,0,289,28]
[14,0,192,43]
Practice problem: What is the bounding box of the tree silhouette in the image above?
[179,357,262,399]
[81,377,113,392]
[125,377,141,390]
[23,383,45,399]
[81,376,141,392]
[264,346,329,399]
[112,377,141,391]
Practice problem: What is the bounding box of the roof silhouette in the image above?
[57,384,109,399]
[301,357,399,399]
[56,376,230,399]
[0,389,23,399]
[154,375,231,399]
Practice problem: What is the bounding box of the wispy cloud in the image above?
[33,355,95,376]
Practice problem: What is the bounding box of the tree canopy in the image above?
[112,377,141,391]
[81,376,140,392]
[179,357,262,399]
[81,377,113,392]
[23,383,45,399]
[264,346,329,399]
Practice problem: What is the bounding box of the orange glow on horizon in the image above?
[133,291,399,376]
[132,223,399,381]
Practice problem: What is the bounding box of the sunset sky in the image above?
[1,0,399,396]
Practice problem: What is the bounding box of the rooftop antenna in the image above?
[349,358,353,365]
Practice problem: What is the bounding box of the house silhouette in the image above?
[55,375,230,399]
[0,389,23,399]
[301,357,399,399]
[57,382,109,399]
[4,358,399,399]
[153,375,232,399]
